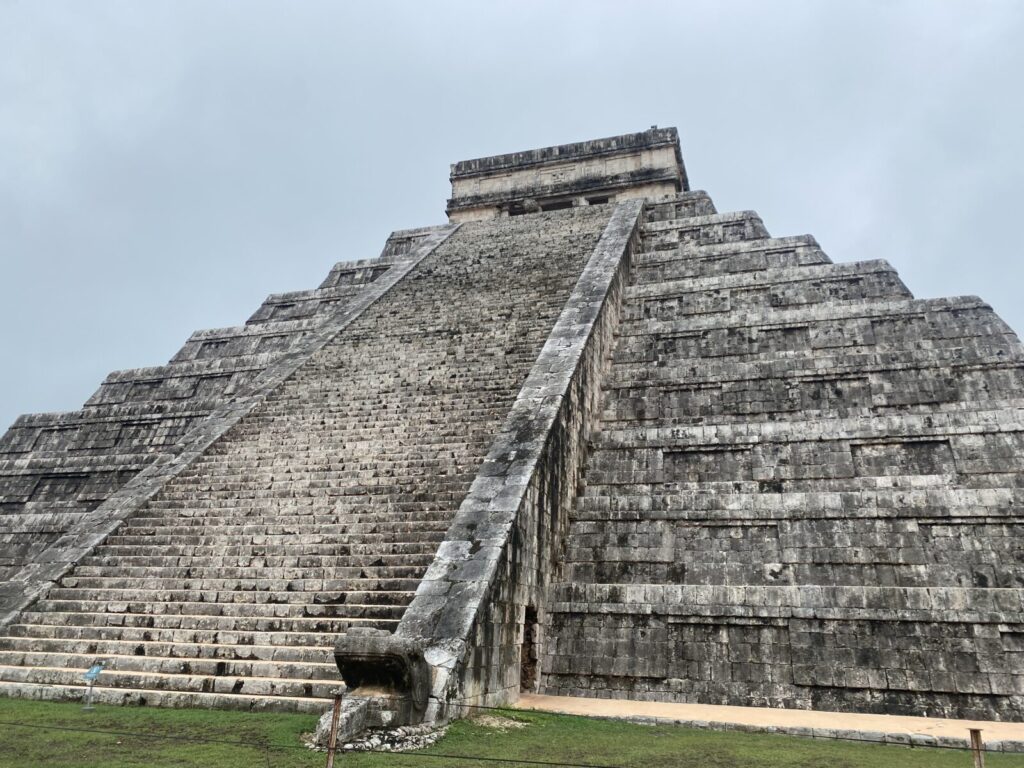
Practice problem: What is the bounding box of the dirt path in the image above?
[516,693,1024,748]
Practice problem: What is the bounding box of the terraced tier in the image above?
[542,193,1024,721]
[0,205,611,709]
[0,244,405,584]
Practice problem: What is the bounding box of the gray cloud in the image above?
[2,0,1022,429]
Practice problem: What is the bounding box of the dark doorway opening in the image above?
[520,606,539,692]
[540,199,574,212]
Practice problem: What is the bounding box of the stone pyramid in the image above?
[0,128,1021,728]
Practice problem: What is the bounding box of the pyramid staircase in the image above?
[0,207,610,710]
[0,249,401,585]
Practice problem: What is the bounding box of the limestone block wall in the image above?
[447,128,687,221]
[542,193,1024,721]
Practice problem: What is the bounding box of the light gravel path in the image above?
[516,693,1024,749]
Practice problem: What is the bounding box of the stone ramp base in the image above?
[516,693,1024,753]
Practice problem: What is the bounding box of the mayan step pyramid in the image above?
[1,128,1022,729]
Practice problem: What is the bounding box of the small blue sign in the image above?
[84,664,104,682]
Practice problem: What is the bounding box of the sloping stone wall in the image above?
[542,193,1024,721]
[395,200,643,717]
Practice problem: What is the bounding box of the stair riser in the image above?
[0,651,337,681]
[0,682,332,713]
[0,636,332,663]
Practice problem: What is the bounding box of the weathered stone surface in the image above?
[1,127,1022,732]
[395,200,643,718]
[0,202,609,711]
[447,127,686,222]
[541,193,1024,721]
[0,233,433,589]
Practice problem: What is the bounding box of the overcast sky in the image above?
[1,1,1022,431]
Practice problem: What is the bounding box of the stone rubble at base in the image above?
[309,716,446,753]
[0,127,1022,744]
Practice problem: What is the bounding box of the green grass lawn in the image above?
[0,697,1020,768]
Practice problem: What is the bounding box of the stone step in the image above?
[45,587,416,606]
[0,680,332,713]
[640,210,770,250]
[138,505,458,524]
[120,517,451,533]
[632,238,829,282]
[612,337,1018,375]
[0,411,205,459]
[71,564,427,580]
[109,526,447,541]
[582,449,1024,488]
[615,294,1010,337]
[317,253,398,289]
[246,284,365,325]
[625,259,905,301]
[607,345,1022,394]
[79,553,434,569]
[641,191,717,222]
[601,383,1024,429]
[0,664,338,699]
[561,563,1022,591]
[59,575,421,592]
[639,209,762,233]
[607,342,1021,383]
[0,455,151,476]
[4,622,337,648]
[547,582,1024,619]
[580,473,1024,496]
[592,407,1024,449]
[146,476,474,492]
[94,540,440,555]
[95,354,281,386]
[0,508,101,528]
[0,634,333,664]
[34,598,406,621]
[101,533,442,548]
[14,610,397,633]
[84,381,244,409]
[573,485,1022,517]
[169,318,319,364]
[0,650,338,681]
[562,520,1022,564]
[623,266,912,323]
[106,527,447,541]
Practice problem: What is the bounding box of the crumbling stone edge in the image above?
[0,224,461,627]
[393,199,644,721]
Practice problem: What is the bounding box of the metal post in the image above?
[82,659,105,711]
[970,728,985,768]
[325,690,344,768]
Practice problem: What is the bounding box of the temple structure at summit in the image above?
[1,127,1022,734]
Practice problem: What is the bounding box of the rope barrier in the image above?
[0,719,624,767]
